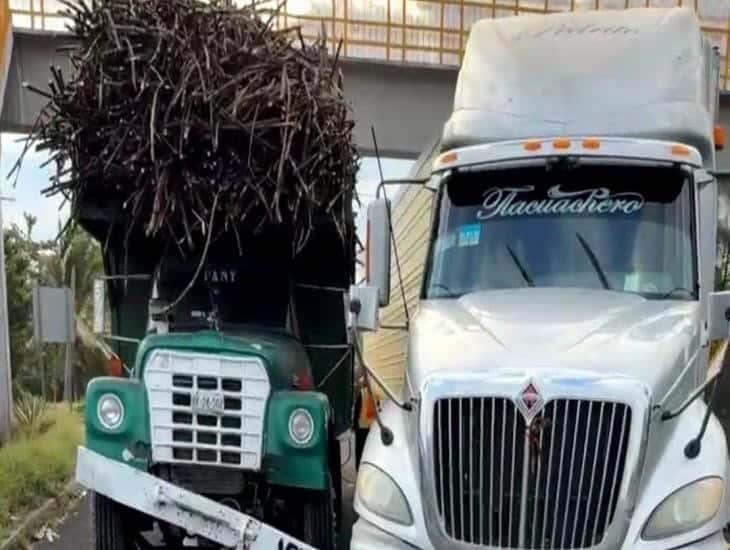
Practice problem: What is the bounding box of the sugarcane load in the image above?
[26,0,358,254]
[17,0,365,548]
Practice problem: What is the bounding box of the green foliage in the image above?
[0,406,83,539]
[40,225,104,321]
[4,218,106,400]
[13,388,50,437]
[3,224,38,382]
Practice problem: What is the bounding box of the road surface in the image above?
[33,435,358,549]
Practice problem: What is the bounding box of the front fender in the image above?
[264,391,331,491]
[621,400,730,549]
[85,377,151,470]
[354,401,435,550]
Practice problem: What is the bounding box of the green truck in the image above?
[75,194,361,549]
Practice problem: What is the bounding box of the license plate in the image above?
[191,390,225,416]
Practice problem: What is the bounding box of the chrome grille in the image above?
[145,350,270,470]
[433,397,631,548]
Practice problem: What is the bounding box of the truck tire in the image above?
[301,474,337,550]
[92,493,135,550]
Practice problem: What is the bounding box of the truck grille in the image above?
[433,397,631,548]
[145,350,270,470]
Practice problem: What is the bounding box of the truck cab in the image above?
[77,209,355,548]
[352,7,730,550]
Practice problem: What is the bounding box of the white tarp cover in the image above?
[443,8,718,165]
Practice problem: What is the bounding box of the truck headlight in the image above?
[288,408,314,445]
[97,394,124,430]
[643,477,724,539]
[356,463,413,525]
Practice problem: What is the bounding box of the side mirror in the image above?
[347,285,380,332]
[93,279,106,335]
[367,198,391,307]
[708,290,730,340]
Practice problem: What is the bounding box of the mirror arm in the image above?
[352,329,412,413]
[683,366,724,459]
[376,177,431,198]
[661,368,720,421]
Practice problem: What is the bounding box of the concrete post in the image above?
[0,193,13,442]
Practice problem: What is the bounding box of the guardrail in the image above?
[8,0,730,90]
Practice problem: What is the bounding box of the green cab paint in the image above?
[85,335,331,490]
[264,391,330,490]
[135,330,312,390]
[85,377,150,471]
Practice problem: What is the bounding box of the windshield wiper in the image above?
[505,245,535,287]
[428,283,461,298]
[575,233,611,290]
[659,287,695,300]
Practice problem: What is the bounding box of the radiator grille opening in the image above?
[433,397,631,549]
[145,350,270,470]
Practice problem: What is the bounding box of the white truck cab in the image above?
[352,7,730,550]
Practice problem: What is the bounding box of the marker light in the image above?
[553,138,571,149]
[715,125,725,151]
[671,144,691,156]
[582,138,601,150]
[437,151,459,165]
[523,140,542,151]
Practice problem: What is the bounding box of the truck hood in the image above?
[409,287,701,402]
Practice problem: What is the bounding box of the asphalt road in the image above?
[33,436,358,550]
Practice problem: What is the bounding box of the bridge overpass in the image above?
[1,25,730,168]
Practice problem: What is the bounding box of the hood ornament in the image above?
[516,379,545,422]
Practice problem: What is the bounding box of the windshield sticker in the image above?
[477,185,644,220]
[458,224,481,247]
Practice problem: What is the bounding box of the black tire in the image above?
[92,494,135,550]
[301,474,338,550]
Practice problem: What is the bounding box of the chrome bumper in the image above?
[76,446,315,550]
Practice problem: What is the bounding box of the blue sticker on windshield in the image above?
[458,224,481,247]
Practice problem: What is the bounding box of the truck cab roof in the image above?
[442,8,719,168]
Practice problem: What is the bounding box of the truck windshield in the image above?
[423,163,696,300]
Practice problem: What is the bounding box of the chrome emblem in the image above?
[516,379,544,422]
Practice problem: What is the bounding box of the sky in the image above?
[1,133,66,240]
[0,132,413,242]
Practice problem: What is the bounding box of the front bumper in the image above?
[351,519,420,549]
[350,519,727,550]
[76,446,315,550]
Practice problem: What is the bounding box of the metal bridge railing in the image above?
[9,0,730,90]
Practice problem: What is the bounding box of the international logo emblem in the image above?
[516,379,545,422]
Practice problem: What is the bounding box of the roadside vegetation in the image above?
[0,212,102,540]
[0,403,83,540]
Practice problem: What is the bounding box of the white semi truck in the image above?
[350,7,730,550]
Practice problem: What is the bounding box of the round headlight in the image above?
[643,477,724,540]
[288,409,314,445]
[97,394,124,430]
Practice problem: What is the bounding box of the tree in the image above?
[4,223,40,386]
[4,217,106,400]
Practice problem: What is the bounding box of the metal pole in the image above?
[0,194,13,442]
[63,266,75,402]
